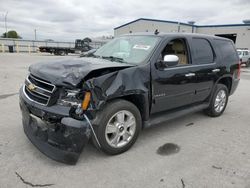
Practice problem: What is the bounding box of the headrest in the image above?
[172,42,184,52]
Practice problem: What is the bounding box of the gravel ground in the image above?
[0,53,250,188]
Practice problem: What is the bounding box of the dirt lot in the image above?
[0,53,250,188]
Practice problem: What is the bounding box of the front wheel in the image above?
[204,84,229,117]
[92,100,142,155]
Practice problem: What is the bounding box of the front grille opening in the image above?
[25,86,49,105]
[29,74,55,92]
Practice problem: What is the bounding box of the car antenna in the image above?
[154,29,159,35]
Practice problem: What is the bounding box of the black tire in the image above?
[92,99,142,155]
[59,50,66,56]
[204,84,229,117]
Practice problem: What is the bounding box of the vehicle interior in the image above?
[161,39,189,65]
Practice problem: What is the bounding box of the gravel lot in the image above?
[0,53,250,188]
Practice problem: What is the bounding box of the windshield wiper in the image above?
[101,56,126,63]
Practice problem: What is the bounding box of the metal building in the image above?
[114,18,250,49]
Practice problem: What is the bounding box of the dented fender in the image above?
[85,64,151,121]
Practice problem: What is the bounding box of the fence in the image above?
[0,38,106,53]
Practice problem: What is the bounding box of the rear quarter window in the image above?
[214,39,238,63]
[192,38,214,64]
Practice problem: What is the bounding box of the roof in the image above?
[120,32,232,41]
[114,18,250,30]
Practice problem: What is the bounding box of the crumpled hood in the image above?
[29,57,133,88]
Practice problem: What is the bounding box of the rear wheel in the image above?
[92,100,142,155]
[204,84,229,117]
[59,50,66,56]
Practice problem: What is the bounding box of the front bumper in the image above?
[19,87,91,165]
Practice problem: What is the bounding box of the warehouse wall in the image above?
[114,20,194,36]
[114,19,250,49]
[197,26,250,49]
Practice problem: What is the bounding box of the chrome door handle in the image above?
[185,73,195,77]
[212,69,220,73]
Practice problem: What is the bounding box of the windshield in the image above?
[237,51,242,55]
[94,35,160,65]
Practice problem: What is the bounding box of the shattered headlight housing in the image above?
[57,89,92,112]
[57,89,82,107]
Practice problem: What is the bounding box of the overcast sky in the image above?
[0,0,249,41]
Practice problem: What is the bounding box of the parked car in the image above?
[237,49,250,67]
[19,33,240,164]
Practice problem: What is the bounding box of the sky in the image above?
[0,0,249,42]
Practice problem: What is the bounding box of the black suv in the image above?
[19,33,240,164]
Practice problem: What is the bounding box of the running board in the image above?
[144,103,209,128]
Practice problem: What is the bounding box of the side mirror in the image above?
[156,55,179,69]
[163,55,179,67]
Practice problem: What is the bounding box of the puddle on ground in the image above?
[157,143,180,156]
[0,93,18,100]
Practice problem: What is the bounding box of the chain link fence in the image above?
[0,38,106,53]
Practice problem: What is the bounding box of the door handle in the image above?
[185,73,195,77]
[212,69,220,73]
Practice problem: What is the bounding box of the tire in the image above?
[92,99,142,155]
[59,50,66,56]
[204,84,229,117]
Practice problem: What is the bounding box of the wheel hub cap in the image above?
[105,110,136,148]
[214,90,227,113]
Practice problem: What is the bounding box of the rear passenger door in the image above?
[190,37,218,103]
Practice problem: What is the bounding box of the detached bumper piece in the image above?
[20,98,91,165]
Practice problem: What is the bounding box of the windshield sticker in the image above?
[133,45,151,50]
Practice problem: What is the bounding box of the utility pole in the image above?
[34,29,37,40]
[4,11,8,38]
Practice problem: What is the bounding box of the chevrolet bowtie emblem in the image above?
[28,83,36,91]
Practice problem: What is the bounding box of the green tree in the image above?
[2,30,22,39]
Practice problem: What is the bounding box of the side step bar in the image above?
[144,103,209,128]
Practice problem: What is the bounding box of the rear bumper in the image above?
[19,87,91,165]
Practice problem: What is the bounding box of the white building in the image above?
[114,18,250,49]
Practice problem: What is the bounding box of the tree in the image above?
[2,30,22,39]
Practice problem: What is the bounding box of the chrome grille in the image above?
[24,74,56,106]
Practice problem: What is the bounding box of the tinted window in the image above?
[214,39,238,62]
[192,38,214,64]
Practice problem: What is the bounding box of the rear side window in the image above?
[192,38,214,64]
[214,39,238,62]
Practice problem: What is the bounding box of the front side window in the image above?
[94,36,160,65]
[160,38,189,66]
[192,38,214,64]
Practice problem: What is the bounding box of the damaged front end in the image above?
[19,75,93,165]
[19,54,151,164]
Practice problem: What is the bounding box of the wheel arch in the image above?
[216,76,232,94]
[106,94,150,122]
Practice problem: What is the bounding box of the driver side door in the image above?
[151,37,197,114]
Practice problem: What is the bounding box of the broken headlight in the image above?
[57,89,82,107]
